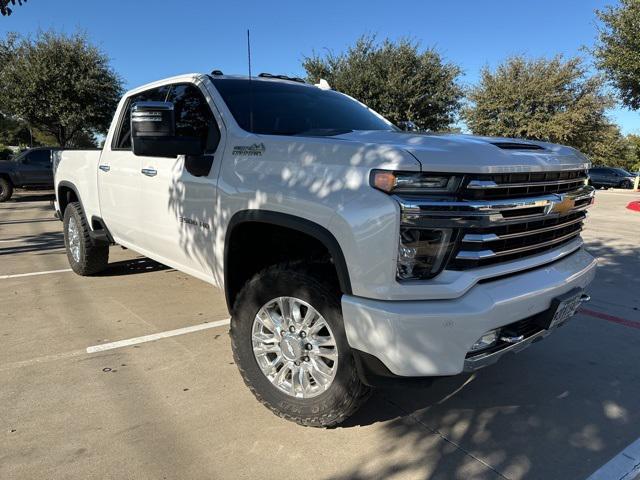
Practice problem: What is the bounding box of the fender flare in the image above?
[57,180,84,215]
[224,210,353,309]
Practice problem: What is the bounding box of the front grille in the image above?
[397,169,594,274]
[450,211,586,269]
[464,169,588,200]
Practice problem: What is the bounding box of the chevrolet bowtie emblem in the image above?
[550,196,575,215]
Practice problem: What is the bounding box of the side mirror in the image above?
[131,101,204,157]
[398,120,418,132]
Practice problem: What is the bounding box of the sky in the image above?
[1,0,638,135]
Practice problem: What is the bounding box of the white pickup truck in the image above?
[54,72,597,427]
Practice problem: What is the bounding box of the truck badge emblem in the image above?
[550,195,575,215]
[232,143,265,157]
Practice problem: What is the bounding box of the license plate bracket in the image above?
[539,288,584,330]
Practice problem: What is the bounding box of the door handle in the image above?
[141,168,157,177]
[99,165,110,172]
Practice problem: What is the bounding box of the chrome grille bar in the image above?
[462,214,585,243]
[467,177,587,189]
[456,229,584,261]
[398,185,595,228]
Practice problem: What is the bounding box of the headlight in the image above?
[397,227,455,280]
[371,170,462,194]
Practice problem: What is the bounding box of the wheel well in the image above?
[57,185,79,216]
[0,173,12,185]
[225,219,350,312]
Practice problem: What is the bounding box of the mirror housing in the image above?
[131,101,204,157]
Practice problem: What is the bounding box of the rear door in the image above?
[136,82,223,280]
[98,85,171,247]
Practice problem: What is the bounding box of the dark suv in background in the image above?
[588,167,637,190]
[0,147,60,202]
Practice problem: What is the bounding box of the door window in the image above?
[112,85,171,150]
[168,84,220,152]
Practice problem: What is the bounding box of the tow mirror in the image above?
[131,101,204,157]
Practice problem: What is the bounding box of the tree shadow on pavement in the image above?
[0,231,64,255]
[8,192,56,203]
[327,238,640,480]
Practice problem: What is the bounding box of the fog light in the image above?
[470,329,498,353]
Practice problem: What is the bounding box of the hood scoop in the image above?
[490,141,545,151]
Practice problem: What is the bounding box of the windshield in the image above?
[211,78,396,136]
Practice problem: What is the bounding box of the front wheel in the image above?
[230,263,370,427]
[63,202,109,275]
[621,179,633,190]
[0,177,13,202]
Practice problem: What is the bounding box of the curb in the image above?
[627,201,640,212]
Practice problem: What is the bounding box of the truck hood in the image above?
[334,131,590,173]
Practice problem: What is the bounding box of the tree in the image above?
[303,35,463,131]
[462,55,622,164]
[1,0,26,16]
[594,0,640,110]
[625,134,640,172]
[0,31,123,147]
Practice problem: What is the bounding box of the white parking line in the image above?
[586,437,640,480]
[0,268,72,279]
[86,318,231,353]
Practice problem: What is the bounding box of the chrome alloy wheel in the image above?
[251,296,338,398]
[67,216,81,263]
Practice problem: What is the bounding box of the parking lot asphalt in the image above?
[1,189,639,480]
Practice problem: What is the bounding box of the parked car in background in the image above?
[588,167,637,190]
[0,147,60,202]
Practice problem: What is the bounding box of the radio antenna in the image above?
[247,29,254,133]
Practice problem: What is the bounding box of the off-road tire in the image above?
[0,177,13,202]
[63,202,109,275]
[230,263,371,427]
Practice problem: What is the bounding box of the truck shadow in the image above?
[95,257,173,277]
[327,238,640,480]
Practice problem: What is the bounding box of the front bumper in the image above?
[341,247,597,377]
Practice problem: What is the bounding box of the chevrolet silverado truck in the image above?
[53,72,597,427]
[0,147,60,202]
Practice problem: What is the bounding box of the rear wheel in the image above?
[230,263,370,427]
[63,202,109,275]
[0,177,13,202]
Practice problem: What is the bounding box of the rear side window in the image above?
[113,85,171,150]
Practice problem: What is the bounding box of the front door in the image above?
[98,85,171,247]
[136,82,223,281]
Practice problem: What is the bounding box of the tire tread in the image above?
[230,262,370,427]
